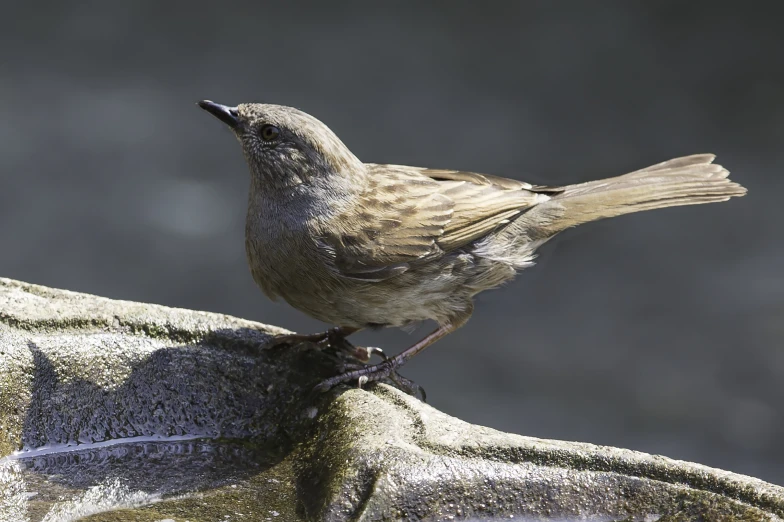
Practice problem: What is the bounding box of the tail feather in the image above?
[523,154,746,238]
[476,153,747,268]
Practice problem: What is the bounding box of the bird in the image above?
[197,100,747,396]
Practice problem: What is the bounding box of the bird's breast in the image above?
[244,201,348,317]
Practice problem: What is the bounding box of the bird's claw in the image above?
[313,359,426,402]
[264,330,420,398]
[387,372,427,402]
[353,346,387,362]
[320,335,385,363]
[264,328,385,363]
[315,360,393,391]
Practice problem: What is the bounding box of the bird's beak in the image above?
[198,100,240,128]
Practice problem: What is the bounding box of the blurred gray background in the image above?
[1,1,782,484]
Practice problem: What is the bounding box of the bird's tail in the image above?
[476,155,747,269]
[515,154,747,242]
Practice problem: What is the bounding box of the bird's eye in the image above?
[260,124,280,142]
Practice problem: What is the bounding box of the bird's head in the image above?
[198,101,363,188]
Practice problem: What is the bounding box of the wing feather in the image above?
[319,164,558,281]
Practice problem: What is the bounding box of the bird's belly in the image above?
[293,269,476,329]
[285,281,444,328]
[246,236,485,328]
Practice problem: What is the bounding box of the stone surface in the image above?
[1,277,783,521]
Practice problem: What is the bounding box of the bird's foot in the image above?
[264,327,383,363]
[333,344,386,364]
[314,357,426,402]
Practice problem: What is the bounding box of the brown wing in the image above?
[317,166,453,281]
[420,168,563,250]
[320,165,561,281]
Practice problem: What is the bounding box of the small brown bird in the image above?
[198,100,746,395]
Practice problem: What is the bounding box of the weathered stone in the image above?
[1,277,782,521]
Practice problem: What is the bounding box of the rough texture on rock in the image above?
[1,277,783,521]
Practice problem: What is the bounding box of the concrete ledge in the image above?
[1,277,782,521]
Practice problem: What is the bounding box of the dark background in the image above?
[2,1,782,485]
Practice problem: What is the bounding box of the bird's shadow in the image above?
[12,331,350,503]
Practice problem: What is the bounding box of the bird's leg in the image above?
[265,326,383,363]
[314,311,470,399]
